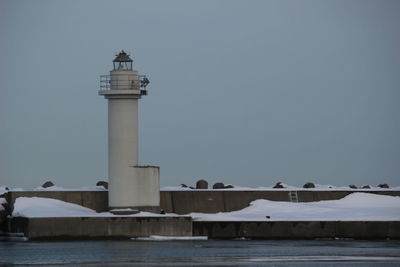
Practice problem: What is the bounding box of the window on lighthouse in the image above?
[113,61,132,70]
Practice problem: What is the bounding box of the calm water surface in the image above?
[1,240,400,266]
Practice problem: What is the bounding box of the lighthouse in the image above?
[99,51,160,213]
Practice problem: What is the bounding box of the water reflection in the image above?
[1,240,400,266]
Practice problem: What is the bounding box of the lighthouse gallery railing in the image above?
[100,75,149,90]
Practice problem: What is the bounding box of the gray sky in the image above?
[0,0,399,189]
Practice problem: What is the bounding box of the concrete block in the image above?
[192,221,236,238]
[9,216,192,240]
[109,166,160,209]
[223,191,289,212]
[196,180,208,189]
[171,191,225,214]
[193,221,400,239]
[240,222,273,238]
[336,221,390,239]
[160,191,173,213]
[314,191,350,201]
[0,210,7,231]
[388,221,400,238]
[81,191,108,212]
[296,191,315,202]
[222,191,254,212]
[268,222,297,238]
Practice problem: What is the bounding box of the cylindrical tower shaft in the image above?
[108,98,138,207]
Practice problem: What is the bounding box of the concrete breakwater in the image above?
[7,217,400,240]
[3,190,400,240]
[193,221,400,240]
[9,216,193,240]
[6,190,400,214]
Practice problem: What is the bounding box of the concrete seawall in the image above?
[4,190,400,240]
[9,216,193,240]
[7,217,400,240]
[193,221,400,240]
[7,190,400,214]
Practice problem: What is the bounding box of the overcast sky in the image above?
[0,0,399,189]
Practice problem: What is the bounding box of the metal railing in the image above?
[100,75,111,90]
[100,75,150,90]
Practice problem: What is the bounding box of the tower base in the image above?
[108,166,160,213]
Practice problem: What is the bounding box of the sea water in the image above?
[1,240,400,266]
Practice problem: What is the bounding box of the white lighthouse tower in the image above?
[99,51,160,213]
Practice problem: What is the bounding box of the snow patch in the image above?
[110,208,136,212]
[34,186,107,191]
[12,197,113,217]
[79,186,108,191]
[9,188,24,192]
[161,186,194,191]
[189,193,400,221]
[34,186,66,191]
[0,186,9,195]
[131,235,208,241]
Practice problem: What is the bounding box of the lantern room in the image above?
[113,50,133,70]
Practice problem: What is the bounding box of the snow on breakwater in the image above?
[12,197,172,218]
[132,235,208,241]
[188,193,400,221]
[0,186,8,195]
[11,193,400,222]
[12,197,112,217]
